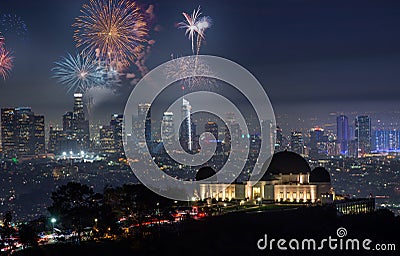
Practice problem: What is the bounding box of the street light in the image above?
[51,217,56,231]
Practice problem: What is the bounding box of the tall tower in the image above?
[138,103,151,143]
[1,108,17,158]
[48,126,63,154]
[355,115,371,157]
[162,112,175,146]
[62,111,73,131]
[262,120,274,156]
[59,93,90,153]
[309,127,325,158]
[33,114,45,155]
[73,93,85,121]
[275,126,284,151]
[337,115,349,155]
[99,125,116,154]
[180,98,192,151]
[15,107,35,156]
[74,93,90,151]
[110,114,124,154]
[290,131,304,155]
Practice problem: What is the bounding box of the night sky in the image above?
[0,0,400,129]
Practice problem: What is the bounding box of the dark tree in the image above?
[48,182,102,232]
[3,211,12,226]
[101,184,173,238]
[19,224,39,248]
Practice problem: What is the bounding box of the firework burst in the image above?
[179,6,212,54]
[0,14,29,41]
[73,0,148,67]
[52,52,105,93]
[164,55,216,89]
[0,33,4,47]
[0,46,13,80]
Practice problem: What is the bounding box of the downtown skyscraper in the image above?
[355,115,371,157]
[180,98,193,152]
[137,103,151,143]
[337,115,350,155]
[48,93,90,155]
[290,131,304,155]
[309,127,326,158]
[1,107,45,158]
[99,114,124,155]
[161,112,175,146]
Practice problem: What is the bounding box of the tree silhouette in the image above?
[19,223,39,248]
[48,182,102,239]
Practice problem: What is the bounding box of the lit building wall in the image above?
[274,184,317,203]
[337,115,349,155]
[1,108,17,158]
[290,131,304,155]
[100,126,116,154]
[355,115,371,157]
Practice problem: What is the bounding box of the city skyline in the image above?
[3,94,400,158]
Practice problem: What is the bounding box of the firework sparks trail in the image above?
[179,6,212,55]
[0,33,4,47]
[179,7,201,54]
[0,46,13,80]
[194,16,211,55]
[73,0,148,68]
[165,55,216,90]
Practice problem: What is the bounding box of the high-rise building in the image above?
[48,126,63,154]
[52,93,90,155]
[223,113,244,152]
[374,130,400,153]
[204,121,218,141]
[275,126,284,151]
[110,113,124,154]
[161,112,175,146]
[290,131,304,155]
[99,125,116,154]
[15,107,34,156]
[262,120,274,156]
[62,111,73,131]
[309,127,326,158]
[1,108,17,158]
[73,92,85,121]
[138,103,151,143]
[180,98,192,151]
[72,93,90,151]
[33,115,45,155]
[1,107,45,158]
[355,115,371,157]
[337,115,349,155]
